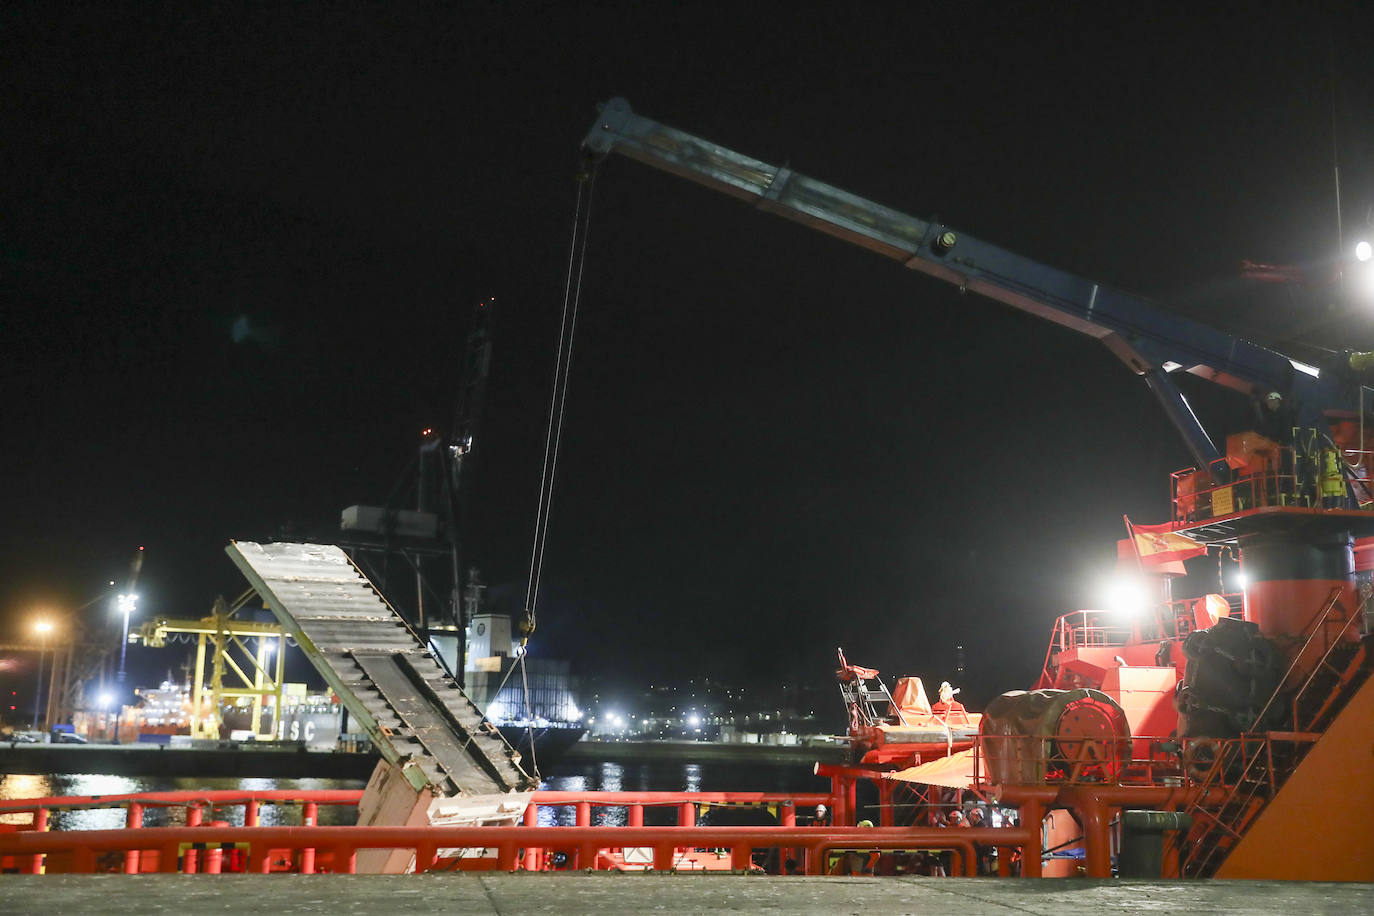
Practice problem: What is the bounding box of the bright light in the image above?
[1288,358,1320,379]
[98,692,114,709]
[1231,571,1248,590]
[1356,262,1374,301]
[117,593,138,616]
[1103,577,1149,615]
[1356,240,1372,263]
[686,713,701,728]
[260,638,275,655]
[34,620,53,636]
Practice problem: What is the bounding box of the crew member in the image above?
[1321,447,1347,508]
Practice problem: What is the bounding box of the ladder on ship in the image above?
[226,541,534,797]
[1177,590,1374,878]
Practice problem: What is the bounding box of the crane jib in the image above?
[582,97,1352,472]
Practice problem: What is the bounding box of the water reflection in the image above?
[596,763,625,826]
[0,775,49,826]
[0,773,365,829]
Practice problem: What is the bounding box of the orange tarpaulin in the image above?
[886,748,983,789]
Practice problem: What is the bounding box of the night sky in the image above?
[6,3,1374,713]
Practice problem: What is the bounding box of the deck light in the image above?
[1104,577,1148,615]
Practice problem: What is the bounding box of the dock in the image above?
[2,875,1368,915]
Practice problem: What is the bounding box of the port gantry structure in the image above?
[130,591,287,741]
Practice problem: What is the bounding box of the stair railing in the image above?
[1183,587,1370,877]
[1289,593,1369,733]
[1247,587,1346,732]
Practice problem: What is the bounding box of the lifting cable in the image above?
[516,157,599,776]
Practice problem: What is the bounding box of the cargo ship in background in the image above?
[461,605,586,766]
[71,680,351,751]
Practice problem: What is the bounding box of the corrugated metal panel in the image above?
[225,541,533,796]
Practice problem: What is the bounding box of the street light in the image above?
[32,620,53,730]
[116,593,138,683]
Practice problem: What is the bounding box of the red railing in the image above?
[0,821,1013,877]
[0,786,1031,877]
[0,789,884,876]
[1170,442,1374,524]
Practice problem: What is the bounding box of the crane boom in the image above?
[582,98,1354,476]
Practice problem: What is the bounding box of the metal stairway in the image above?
[226,541,534,797]
[1179,602,1372,878]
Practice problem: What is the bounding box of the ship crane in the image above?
[130,591,286,741]
[582,98,1368,471]
[580,99,1374,656]
[583,99,1374,879]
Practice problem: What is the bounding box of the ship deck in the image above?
[2,874,1366,914]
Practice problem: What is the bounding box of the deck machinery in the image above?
[584,99,1374,879]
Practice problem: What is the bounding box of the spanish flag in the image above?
[1124,515,1207,567]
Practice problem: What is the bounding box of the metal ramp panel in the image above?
[226,540,533,796]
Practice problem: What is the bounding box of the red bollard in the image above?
[730,844,753,871]
[204,819,231,874]
[575,801,591,827]
[124,804,143,874]
[578,842,599,870]
[301,802,318,874]
[29,807,48,875]
[184,805,203,874]
[522,804,539,871]
[653,843,675,872]
[245,800,260,827]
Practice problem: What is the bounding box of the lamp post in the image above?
[32,620,53,731]
[116,593,137,683]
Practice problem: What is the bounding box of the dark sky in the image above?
[5,3,1374,707]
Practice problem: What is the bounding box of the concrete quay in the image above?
[2,874,1369,915]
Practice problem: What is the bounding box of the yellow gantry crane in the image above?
[132,590,286,740]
